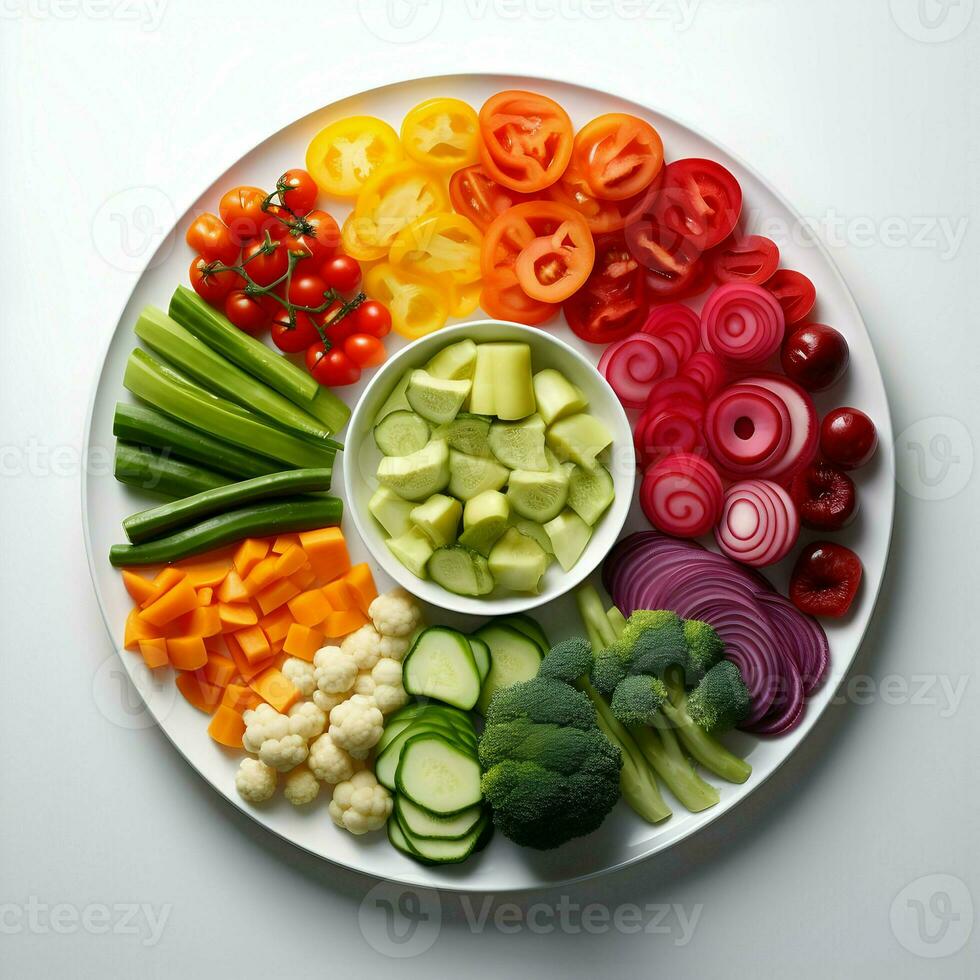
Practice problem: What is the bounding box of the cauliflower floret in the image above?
[329,770,393,834]
[308,732,356,784]
[313,645,358,695]
[379,633,411,661]
[313,689,348,714]
[242,703,289,754]
[288,701,327,741]
[341,625,383,670]
[259,733,308,773]
[371,657,408,715]
[369,589,422,638]
[328,694,384,759]
[283,765,320,806]
[353,671,376,698]
[281,657,316,697]
[235,757,277,803]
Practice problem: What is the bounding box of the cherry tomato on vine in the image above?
[185,213,240,265]
[278,168,318,215]
[306,344,362,387]
[350,299,391,338]
[320,301,354,344]
[344,333,387,368]
[219,186,282,245]
[287,271,330,309]
[270,310,322,353]
[282,209,340,264]
[224,290,270,335]
[321,253,362,293]
[189,257,240,305]
[242,236,289,287]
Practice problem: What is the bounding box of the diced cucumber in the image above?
[546,413,613,469]
[395,733,483,815]
[448,450,509,501]
[488,527,549,594]
[410,494,462,547]
[543,508,593,571]
[506,459,570,522]
[532,369,589,424]
[470,342,536,419]
[488,414,548,471]
[395,795,484,840]
[376,368,414,420]
[376,439,450,501]
[431,413,493,457]
[468,636,491,682]
[376,720,463,790]
[369,487,416,537]
[406,370,471,424]
[508,516,555,555]
[403,627,483,709]
[469,343,496,416]
[428,546,494,597]
[374,410,430,456]
[567,463,615,525]
[426,339,477,381]
[459,490,509,556]
[394,810,491,864]
[475,622,544,714]
[496,614,550,654]
[386,526,434,578]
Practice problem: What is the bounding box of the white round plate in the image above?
[83,73,894,892]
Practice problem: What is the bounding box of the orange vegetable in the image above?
[196,586,214,606]
[202,652,237,688]
[283,623,324,662]
[272,533,300,554]
[218,602,258,630]
[217,570,249,604]
[242,555,281,595]
[322,579,356,611]
[208,706,246,748]
[176,556,232,588]
[138,638,168,669]
[175,671,223,714]
[180,604,222,638]
[168,636,209,671]
[225,632,274,681]
[288,588,332,627]
[122,570,156,604]
[290,566,318,591]
[324,609,369,637]
[259,607,295,644]
[255,578,301,617]
[248,667,300,713]
[124,608,160,651]
[140,567,185,608]
[140,579,200,627]
[273,544,309,578]
[233,538,269,577]
[221,683,263,713]
[299,527,350,580]
[345,563,378,615]
[234,625,271,664]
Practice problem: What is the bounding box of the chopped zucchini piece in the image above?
[488,527,549,594]
[447,449,509,501]
[508,515,555,555]
[426,339,478,380]
[376,439,450,501]
[386,526,434,578]
[546,413,613,469]
[543,508,593,571]
[532,369,589,424]
[488,414,548,470]
[376,368,414,420]
[458,489,509,556]
[506,458,570,522]
[406,370,471,425]
[428,545,494,596]
[374,410,430,456]
[430,413,493,457]
[410,493,462,547]
[369,486,416,537]
[567,463,615,525]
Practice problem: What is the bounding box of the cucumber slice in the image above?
[546,413,613,469]
[394,810,491,864]
[468,636,491,682]
[475,622,544,714]
[388,813,428,863]
[403,627,482,709]
[459,490,509,556]
[385,701,474,732]
[428,546,494,597]
[386,527,434,578]
[532,369,589,424]
[426,339,477,381]
[395,795,484,840]
[487,527,549,594]
[567,463,615,525]
[380,710,476,756]
[369,487,415,537]
[430,413,493,457]
[410,493,462,547]
[543,508,593,571]
[376,369,414,420]
[496,614,550,654]
[406,370,471,424]
[395,733,483,815]
[488,414,548,470]
[506,460,570,522]
[373,410,430,456]
[508,516,555,555]
[376,439,450,501]
[376,720,464,790]
[448,450,509,501]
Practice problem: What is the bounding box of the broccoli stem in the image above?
[577,585,617,648]
[662,693,752,784]
[606,605,629,637]
[629,724,720,812]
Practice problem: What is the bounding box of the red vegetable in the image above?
[764,269,816,324]
[640,453,723,538]
[781,323,849,392]
[789,462,857,531]
[679,351,727,398]
[599,333,677,409]
[710,234,779,285]
[645,376,705,417]
[820,407,877,470]
[634,409,705,469]
[714,479,800,568]
[705,383,792,479]
[641,303,700,362]
[700,283,785,366]
[789,541,862,618]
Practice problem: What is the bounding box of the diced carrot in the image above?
[139,567,186,608]
[218,602,258,630]
[249,668,300,713]
[288,588,332,627]
[181,604,222,638]
[259,607,294,643]
[283,623,324,662]
[290,566,318,590]
[225,632,274,681]
[202,652,237,688]
[122,570,156,604]
[299,527,350,581]
[345,563,378,615]
[324,609,369,638]
[272,533,300,554]
[272,544,308,579]
[217,570,249,604]
[167,636,209,671]
[242,555,282,596]
[234,625,271,664]
[140,579,200,627]
[176,556,232,588]
[221,683,262,713]
[175,671,223,714]
[124,607,160,651]
[233,538,269,578]
[138,637,168,669]
[208,706,246,748]
[255,578,301,617]
[322,578,355,611]
[196,586,214,606]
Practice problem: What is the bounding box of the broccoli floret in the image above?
[485,676,596,730]
[538,637,593,683]
[609,674,669,727]
[683,619,725,677]
[685,661,750,733]
[480,719,619,776]
[624,610,690,679]
[590,642,630,694]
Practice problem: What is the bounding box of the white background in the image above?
[1,0,978,976]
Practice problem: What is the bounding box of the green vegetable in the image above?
[385,527,434,577]
[396,733,483,815]
[427,546,494,597]
[425,338,477,380]
[590,608,689,694]
[532,369,587,425]
[376,439,450,501]
[684,661,752,734]
[122,467,333,544]
[430,413,492,457]
[124,349,336,470]
[487,527,548,594]
[368,487,415,537]
[446,450,509,501]
[546,413,613,469]
[108,496,342,566]
[410,493,462,547]
[473,623,543,715]
[373,410,430,457]
[114,442,228,499]
[543,508,592,571]
[487,414,548,470]
[402,627,482,709]
[406,370,471,424]
[169,285,350,434]
[113,402,280,479]
[567,463,615,525]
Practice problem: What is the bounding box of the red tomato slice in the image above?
[478,90,574,193]
[545,161,648,234]
[449,164,532,232]
[572,113,664,201]
[710,234,779,284]
[480,271,559,326]
[481,201,591,281]
[764,268,816,324]
[513,218,595,303]
[624,209,704,297]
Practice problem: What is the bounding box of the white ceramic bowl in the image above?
[343,320,636,616]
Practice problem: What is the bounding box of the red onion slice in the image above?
[700,282,786,365]
[641,303,701,362]
[599,333,678,409]
[640,452,723,538]
[679,351,728,398]
[715,479,800,567]
[757,592,829,694]
[634,409,705,469]
[705,382,793,478]
[737,374,818,483]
